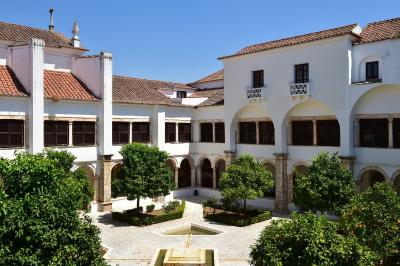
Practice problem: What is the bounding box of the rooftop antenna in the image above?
[48,8,54,32]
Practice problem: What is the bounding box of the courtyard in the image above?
[90,197,282,266]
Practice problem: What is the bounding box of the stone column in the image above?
[191,165,197,187]
[175,123,179,143]
[212,122,216,143]
[224,150,236,166]
[354,118,360,147]
[273,153,289,213]
[212,167,217,189]
[195,165,201,187]
[339,156,356,173]
[68,121,73,146]
[129,122,133,143]
[174,167,179,189]
[388,117,393,148]
[256,121,260,144]
[97,154,112,212]
[312,119,317,146]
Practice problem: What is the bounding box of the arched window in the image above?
[178,159,191,188]
[263,163,276,198]
[201,159,213,188]
[359,169,385,192]
[215,160,226,189]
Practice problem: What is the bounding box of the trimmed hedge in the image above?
[112,200,186,226]
[204,208,271,227]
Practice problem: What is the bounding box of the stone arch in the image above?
[357,166,388,192]
[200,158,213,188]
[283,100,340,147]
[178,158,192,188]
[214,159,226,189]
[75,164,97,201]
[263,161,276,198]
[289,162,310,202]
[165,158,177,183]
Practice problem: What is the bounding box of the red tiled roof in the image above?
[219,24,359,59]
[0,66,27,97]
[191,70,224,84]
[0,21,85,50]
[44,70,98,101]
[190,88,224,107]
[113,75,186,106]
[357,17,400,44]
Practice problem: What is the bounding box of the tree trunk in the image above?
[243,198,247,210]
[137,198,140,212]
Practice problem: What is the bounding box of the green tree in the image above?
[293,152,356,215]
[112,143,175,211]
[341,182,400,265]
[0,152,106,265]
[219,154,273,209]
[250,212,378,266]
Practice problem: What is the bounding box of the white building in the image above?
[0,17,399,212]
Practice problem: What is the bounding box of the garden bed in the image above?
[203,206,271,227]
[112,200,185,226]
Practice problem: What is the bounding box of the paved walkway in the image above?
[89,197,280,266]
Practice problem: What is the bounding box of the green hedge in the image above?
[112,200,186,226]
[204,209,271,227]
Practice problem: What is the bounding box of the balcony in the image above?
[246,86,265,102]
[289,80,311,97]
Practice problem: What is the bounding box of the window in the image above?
[72,121,95,146]
[215,122,225,143]
[239,122,256,144]
[178,123,191,142]
[132,122,150,143]
[0,119,24,148]
[112,122,129,145]
[366,61,379,80]
[292,120,313,146]
[317,120,340,146]
[200,123,213,142]
[259,121,275,145]
[44,121,69,147]
[294,63,309,83]
[252,70,264,88]
[165,122,176,143]
[359,119,388,148]
[394,119,400,148]
[177,91,187,98]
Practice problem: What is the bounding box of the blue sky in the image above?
[1,0,399,83]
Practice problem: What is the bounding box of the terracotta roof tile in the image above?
[191,88,224,107]
[0,66,27,97]
[219,24,359,59]
[358,17,400,44]
[112,75,186,106]
[0,21,85,50]
[44,70,98,101]
[192,70,224,84]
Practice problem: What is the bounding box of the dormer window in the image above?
[177,91,187,98]
[294,63,309,83]
[252,70,264,88]
[366,61,379,80]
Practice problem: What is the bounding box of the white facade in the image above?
[0,19,399,212]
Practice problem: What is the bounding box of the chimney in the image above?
[48,8,54,32]
[71,21,80,48]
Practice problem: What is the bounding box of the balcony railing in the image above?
[289,80,311,97]
[246,86,264,101]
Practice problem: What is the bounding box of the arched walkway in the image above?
[178,158,191,188]
[214,159,226,189]
[165,159,177,183]
[76,165,97,201]
[201,158,213,188]
[289,164,309,202]
[263,162,276,198]
[358,168,386,192]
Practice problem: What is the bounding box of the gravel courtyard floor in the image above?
[89,197,284,266]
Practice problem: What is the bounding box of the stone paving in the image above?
[89,197,282,266]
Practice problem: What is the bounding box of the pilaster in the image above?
[97,154,112,212]
[273,153,289,213]
[224,150,236,166]
[339,156,356,173]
